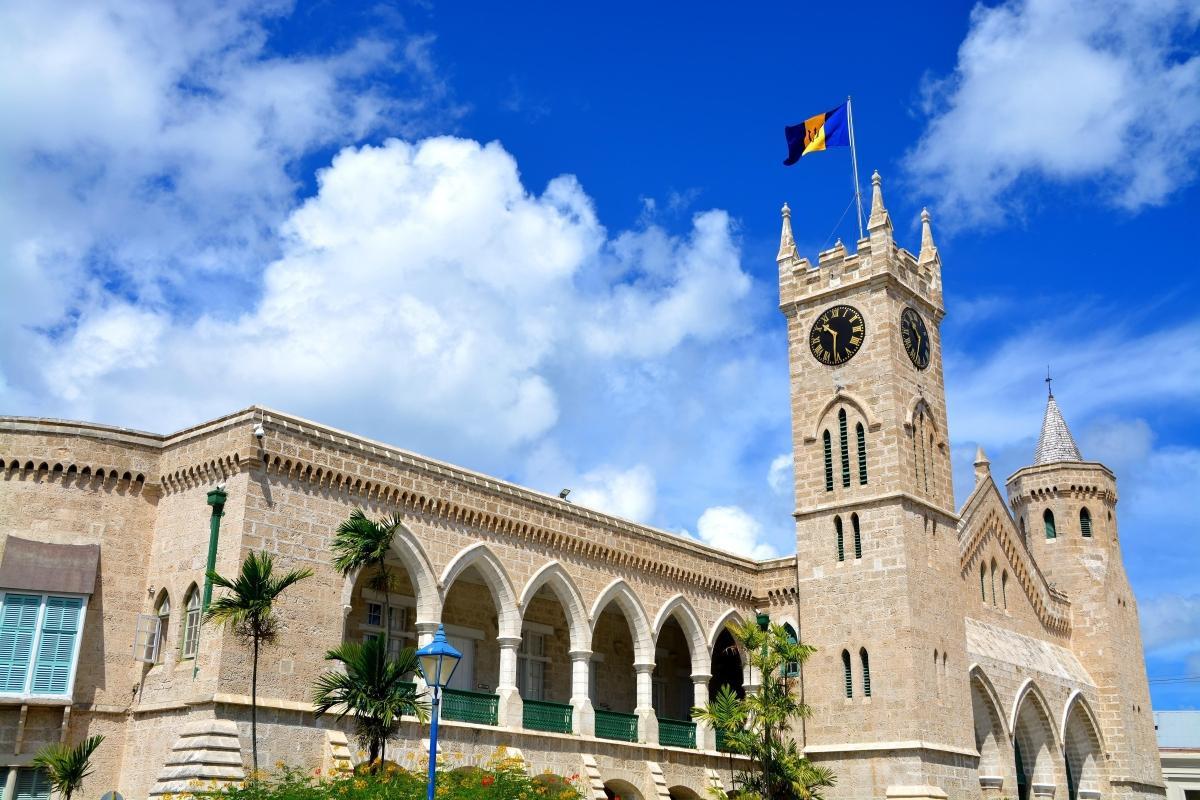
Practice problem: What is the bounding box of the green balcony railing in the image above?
[658,717,696,749]
[595,709,638,742]
[522,699,573,733]
[441,688,499,726]
[716,728,733,752]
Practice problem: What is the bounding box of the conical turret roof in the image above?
[1033,393,1083,465]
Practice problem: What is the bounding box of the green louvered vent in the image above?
[860,650,871,697]
[856,423,868,484]
[841,650,852,698]
[15,769,51,800]
[852,514,862,560]
[1080,508,1093,538]
[823,431,833,492]
[835,517,844,562]
[838,410,850,488]
[0,595,40,693]
[31,597,82,695]
[1044,509,1057,540]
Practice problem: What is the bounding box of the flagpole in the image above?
[847,95,865,241]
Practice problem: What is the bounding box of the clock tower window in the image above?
[835,516,845,562]
[851,513,862,559]
[1044,509,1057,540]
[856,423,868,485]
[838,409,851,488]
[823,430,834,492]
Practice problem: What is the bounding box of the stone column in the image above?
[691,672,715,750]
[496,635,524,728]
[634,662,658,745]
[569,649,595,736]
[2,767,16,800]
[412,621,439,694]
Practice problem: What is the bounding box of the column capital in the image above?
[496,635,522,648]
[568,649,593,661]
[415,621,439,634]
[690,672,713,684]
[633,661,656,675]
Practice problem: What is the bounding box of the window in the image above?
[366,602,382,627]
[841,650,852,698]
[989,559,997,605]
[823,430,833,492]
[783,624,799,677]
[14,768,51,800]
[856,423,868,484]
[839,410,851,488]
[860,649,871,697]
[181,587,201,660]
[835,516,845,562]
[0,593,85,698]
[155,592,170,662]
[517,629,549,701]
[933,650,940,698]
[1043,509,1057,540]
[927,432,934,493]
[1001,571,1009,609]
[851,514,862,559]
[1080,508,1093,538]
[979,563,987,601]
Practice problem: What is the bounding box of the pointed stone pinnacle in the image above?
[868,170,891,232]
[973,446,991,483]
[777,201,796,261]
[919,207,939,265]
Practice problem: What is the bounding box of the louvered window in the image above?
[841,650,852,698]
[838,410,850,488]
[979,564,987,601]
[783,624,799,677]
[823,431,833,492]
[1043,509,1057,540]
[0,593,85,698]
[852,514,862,559]
[835,516,844,562]
[860,649,871,697]
[856,423,868,484]
[15,769,51,800]
[1080,508,1092,538]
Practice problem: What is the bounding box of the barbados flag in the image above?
[783,102,851,165]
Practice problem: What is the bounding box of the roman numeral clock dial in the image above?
[901,306,931,370]
[809,304,865,366]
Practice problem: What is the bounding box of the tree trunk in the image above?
[251,633,259,775]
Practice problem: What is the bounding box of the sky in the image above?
[0,0,1198,708]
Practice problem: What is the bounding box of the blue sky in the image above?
[1,0,1198,707]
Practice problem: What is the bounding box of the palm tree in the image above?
[205,550,312,774]
[32,735,104,800]
[312,635,428,765]
[692,683,746,790]
[332,509,406,653]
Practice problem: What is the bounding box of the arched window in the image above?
[1044,509,1057,540]
[1001,570,1009,609]
[851,513,862,560]
[155,592,171,663]
[979,563,987,601]
[989,559,998,605]
[838,409,850,488]
[783,624,799,677]
[841,650,853,698]
[823,430,833,492]
[933,649,940,697]
[1080,508,1093,538]
[181,586,201,659]
[856,423,868,485]
[860,648,871,697]
[926,432,934,493]
[835,516,845,562]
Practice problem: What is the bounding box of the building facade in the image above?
[0,175,1165,800]
[1156,711,1200,800]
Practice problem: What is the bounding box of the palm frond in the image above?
[32,735,104,800]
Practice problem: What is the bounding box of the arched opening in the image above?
[783,624,799,677]
[591,582,653,742]
[518,563,589,733]
[841,649,853,698]
[838,409,851,487]
[990,558,998,605]
[835,516,845,562]
[345,555,420,661]
[653,617,696,746]
[180,585,201,660]
[1079,508,1093,538]
[1013,684,1059,800]
[970,669,1011,790]
[1001,571,1009,609]
[709,627,744,701]
[851,513,862,559]
[859,648,871,697]
[1063,696,1105,800]
[856,422,868,484]
[605,779,645,800]
[668,787,703,800]
[822,430,833,492]
[153,590,171,663]
[1043,509,1057,540]
[980,563,987,602]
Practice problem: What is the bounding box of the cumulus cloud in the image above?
[767,453,793,495]
[691,506,779,560]
[1141,594,1200,657]
[571,464,657,522]
[906,0,1200,226]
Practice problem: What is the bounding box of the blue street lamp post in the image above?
[416,624,461,800]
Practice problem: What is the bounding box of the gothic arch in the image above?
[518,560,590,652]
[440,543,521,639]
[336,521,441,625]
[808,389,881,441]
[707,607,747,650]
[969,665,1012,784]
[590,579,654,664]
[652,594,709,672]
[1062,692,1106,798]
[1011,679,1063,791]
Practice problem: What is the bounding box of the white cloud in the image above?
[572,464,657,522]
[906,0,1200,226]
[768,453,793,495]
[691,506,779,560]
[1141,594,1200,657]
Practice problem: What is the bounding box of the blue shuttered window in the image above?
[0,593,84,698]
[15,769,52,800]
[0,595,40,692]
[32,597,82,695]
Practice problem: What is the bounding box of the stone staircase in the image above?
[150,719,245,796]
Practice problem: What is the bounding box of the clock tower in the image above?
[779,173,973,798]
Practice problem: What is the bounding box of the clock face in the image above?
[809,304,865,366]
[900,306,930,370]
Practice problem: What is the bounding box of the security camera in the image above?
[253,423,265,440]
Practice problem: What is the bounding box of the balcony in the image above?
[594,709,638,742]
[657,717,696,749]
[441,688,499,726]
[522,699,573,733]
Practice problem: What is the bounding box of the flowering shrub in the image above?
[165,750,585,800]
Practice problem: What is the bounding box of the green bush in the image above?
[162,750,585,800]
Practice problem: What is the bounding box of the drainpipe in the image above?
[195,485,228,679]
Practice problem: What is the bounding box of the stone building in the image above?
[0,174,1165,800]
